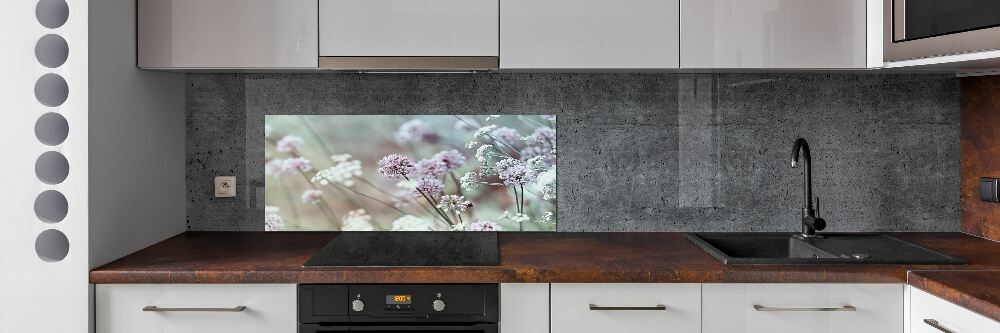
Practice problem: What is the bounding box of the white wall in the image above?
[88,0,186,270]
[0,0,185,331]
[0,0,90,331]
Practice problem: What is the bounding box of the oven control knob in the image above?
[432,299,446,312]
[351,299,365,312]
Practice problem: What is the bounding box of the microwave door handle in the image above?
[893,0,906,41]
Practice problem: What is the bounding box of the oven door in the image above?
[885,0,1000,61]
[300,323,498,333]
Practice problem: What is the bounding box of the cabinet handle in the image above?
[923,319,954,333]
[753,305,856,312]
[588,304,667,311]
[142,306,247,312]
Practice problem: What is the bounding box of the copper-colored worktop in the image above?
[90,232,1000,285]
[908,270,1000,322]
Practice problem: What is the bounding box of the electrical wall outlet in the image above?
[215,176,236,198]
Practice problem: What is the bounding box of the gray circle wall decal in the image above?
[35,151,69,184]
[34,73,69,107]
[35,34,69,68]
[36,0,69,29]
[35,112,69,145]
[35,229,70,262]
[34,190,68,223]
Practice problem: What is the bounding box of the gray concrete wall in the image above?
[186,73,960,232]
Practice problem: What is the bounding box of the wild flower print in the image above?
[264,115,557,231]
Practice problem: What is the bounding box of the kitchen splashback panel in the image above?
[187,73,960,232]
[264,115,556,231]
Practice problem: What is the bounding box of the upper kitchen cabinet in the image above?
[681,0,881,69]
[318,0,500,70]
[138,0,318,69]
[500,0,680,69]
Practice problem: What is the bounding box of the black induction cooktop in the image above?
[303,232,499,267]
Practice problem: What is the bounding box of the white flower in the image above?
[460,172,480,191]
[498,211,531,225]
[391,215,434,231]
[264,206,286,231]
[396,180,418,189]
[473,124,497,139]
[437,195,473,213]
[537,168,556,200]
[450,222,468,231]
[475,145,496,162]
[276,135,305,154]
[312,159,362,187]
[538,211,555,224]
[465,220,503,231]
[300,189,323,204]
[341,209,375,231]
[281,157,313,173]
[264,124,274,138]
[330,154,352,162]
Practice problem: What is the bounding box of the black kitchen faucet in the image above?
[791,138,826,237]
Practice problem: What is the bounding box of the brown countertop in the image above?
[90,232,1000,285]
[908,270,1000,322]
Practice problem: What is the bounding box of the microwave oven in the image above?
[885,0,1000,62]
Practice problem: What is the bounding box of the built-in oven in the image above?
[885,0,1000,61]
[299,284,498,333]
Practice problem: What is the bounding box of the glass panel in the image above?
[904,0,1000,40]
[263,115,556,232]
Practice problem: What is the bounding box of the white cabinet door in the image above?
[96,284,297,333]
[137,0,318,69]
[551,283,701,333]
[910,287,1000,333]
[702,283,903,333]
[681,0,869,68]
[500,283,549,333]
[500,0,680,69]
[319,0,499,56]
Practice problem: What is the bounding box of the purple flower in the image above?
[433,149,467,170]
[394,119,441,144]
[412,177,445,198]
[281,157,313,173]
[264,158,284,176]
[525,127,556,148]
[414,158,448,178]
[300,189,323,203]
[520,127,556,167]
[377,154,415,180]
[490,127,521,146]
[494,158,537,186]
[465,220,503,231]
[276,135,305,154]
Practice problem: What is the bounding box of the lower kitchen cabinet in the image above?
[95,284,296,333]
[909,287,1000,333]
[500,283,549,333]
[702,283,903,333]
[551,283,701,333]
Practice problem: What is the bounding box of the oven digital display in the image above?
[386,295,412,304]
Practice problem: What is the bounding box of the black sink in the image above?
[687,233,965,265]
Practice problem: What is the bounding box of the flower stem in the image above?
[520,184,525,214]
[296,171,341,227]
[449,171,464,197]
